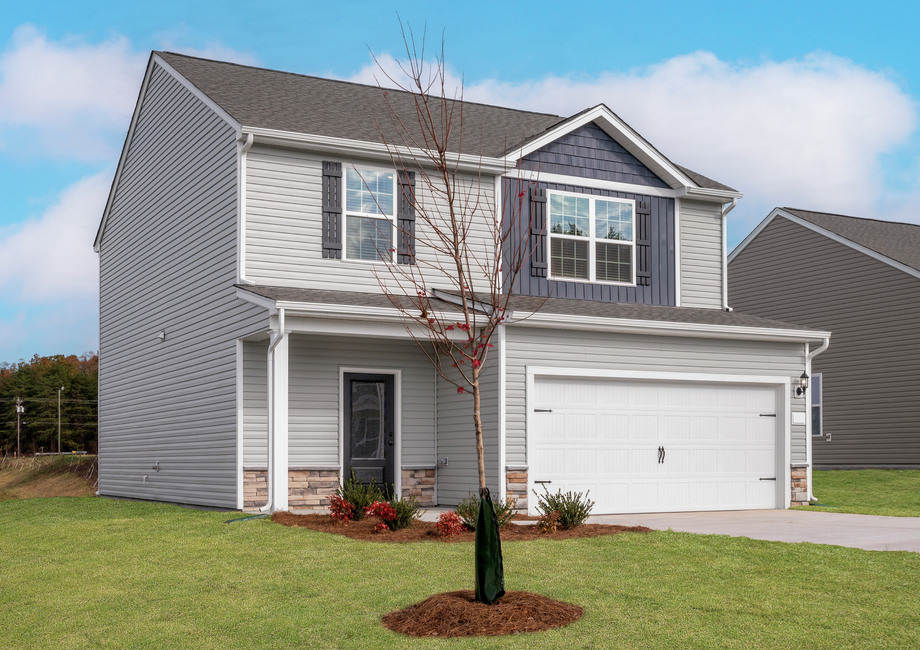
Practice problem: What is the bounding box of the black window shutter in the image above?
[322,161,342,259]
[397,170,416,265]
[530,187,548,278]
[635,199,651,286]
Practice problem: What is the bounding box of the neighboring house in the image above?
[94,52,829,515]
[729,207,920,470]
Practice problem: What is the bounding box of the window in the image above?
[548,191,635,284]
[811,373,823,437]
[344,167,395,262]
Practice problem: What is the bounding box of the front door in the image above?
[344,373,396,495]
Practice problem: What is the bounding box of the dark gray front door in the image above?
[344,373,395,494]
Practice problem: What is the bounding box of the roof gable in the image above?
[519,122,670,188]
[730,207,920,281]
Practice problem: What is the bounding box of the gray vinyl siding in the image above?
[241,334,436,470]
[680,199,723,309]
[245,146,496,293]
[519,123,669,188]
[508,179,676,304]
[504,326,807,466]
[242,339,268,467]
[435,354,501,505]
[97,62,266,508]
[729,216,920,466]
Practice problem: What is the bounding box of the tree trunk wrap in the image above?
[474,487,505,605]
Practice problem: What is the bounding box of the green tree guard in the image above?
[474,487,505,604]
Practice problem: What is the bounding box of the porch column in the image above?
[269,330,290,511]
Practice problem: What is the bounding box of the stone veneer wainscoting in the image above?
[790,465,809,506]
[506,468,528,513]
[401,468,436,506]
[243,468,340,511]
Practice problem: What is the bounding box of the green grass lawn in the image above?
[795,469,920,517]
[2,498,919,649]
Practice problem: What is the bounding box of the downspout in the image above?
[805,337,830,501]
[260,307,285,513]
[238,133,255,285]
[721,197,737,312]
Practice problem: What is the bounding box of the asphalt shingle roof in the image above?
[784,208,920,272]
[238,285,821,332]
[157,52,732,191]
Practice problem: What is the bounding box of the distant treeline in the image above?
[0,354,98,455]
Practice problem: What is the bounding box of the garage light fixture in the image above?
[794,372,809,398]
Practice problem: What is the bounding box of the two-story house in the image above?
[94,52,829,514]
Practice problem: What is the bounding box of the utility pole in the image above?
[58,386,65,455]
[15,397,23,458]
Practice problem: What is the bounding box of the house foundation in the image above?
[401,468,436,506]
[243,468,340,511]
[790,465,809,506]
[507,468,528,512]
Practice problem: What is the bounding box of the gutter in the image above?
[805,336,830,502]
[260,308,286,513]
[721,198,738,312]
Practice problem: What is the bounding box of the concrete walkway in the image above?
[588,509,920,552]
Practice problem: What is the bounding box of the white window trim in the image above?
[546,189,637,286]
[343,164,398,264]
[811,372,824,437]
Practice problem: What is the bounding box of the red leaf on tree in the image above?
[518,192,525,197]
[457,386,464,393]
[472,359,481,368]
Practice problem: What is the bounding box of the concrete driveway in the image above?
[589,509,920,552]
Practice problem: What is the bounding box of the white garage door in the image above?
[529,376,781,515]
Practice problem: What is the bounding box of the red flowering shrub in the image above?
[373,522,390,534]
[328,495,355,522]
[365,500,397,526]
[436,511,465,538]
[537,510,559,534]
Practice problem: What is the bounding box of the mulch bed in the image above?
[271,511,651,542]
[381,589,583,637]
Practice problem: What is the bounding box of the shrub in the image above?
[537,510,559,534]
[455,495,517,531]
[365,496,422,531]
[334,471,383,521]
[328,494,355,522]
[533,485,594,530]
[436,511,465,538]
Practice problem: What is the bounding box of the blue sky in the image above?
[1,0,919,361]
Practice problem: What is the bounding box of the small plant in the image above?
[436,511,465,538]
[537,510,559,534]
[364,495,422,531]
[455,495,517,531]
[533,485,595,530]
[334,470,383,521]
[328,494,355,522]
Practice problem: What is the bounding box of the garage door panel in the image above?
[629,414,659,439]
[565,413,596,439]
[530,376,781,515]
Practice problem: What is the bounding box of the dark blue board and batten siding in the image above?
[504,178,676,305]
[519,123,670,188]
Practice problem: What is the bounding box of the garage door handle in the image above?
[759,477,777,481]
[534,480,552,484]
[534,409,553,413]
[760,414,776,417]
[658,446,665,464]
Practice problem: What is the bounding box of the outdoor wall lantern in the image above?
[794,372,809,398]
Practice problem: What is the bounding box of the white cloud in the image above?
[348,51,919,237]
[0,172,107,301]
[0,25,148,161]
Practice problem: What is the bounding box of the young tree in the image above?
[364,29,544,493]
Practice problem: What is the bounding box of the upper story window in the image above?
[548,191,635,284]
[344,167,395,262]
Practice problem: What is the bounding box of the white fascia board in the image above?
[243,126,507,176]
[94,54,242,253]
[504,105,696,191]
[679,186,744,202]
[510,311,831,344]
[235,288,277,311]
[730,208,920,282]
